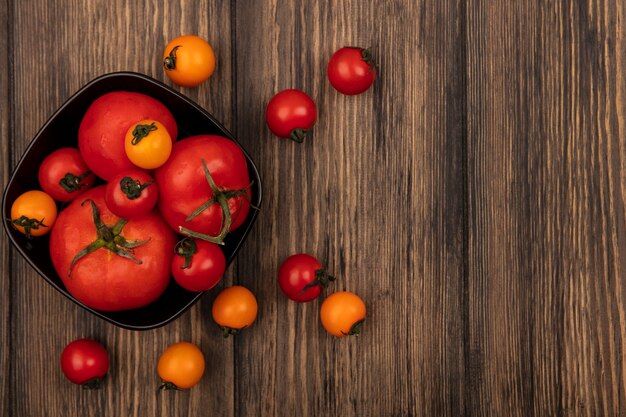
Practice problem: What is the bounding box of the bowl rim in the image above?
[1,71,263,330]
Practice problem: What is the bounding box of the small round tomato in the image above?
[320,292,366,337]
[278,254,335,302]
[105,170,158,218]
[172,238,226,292]
[124,120,172,169]
[157,342,205,390]
[212,286,258,337]
[38,148,95,202]
[10,190,58,238]
[327,47,376,95]
[265,89,317,142]
[60,338,109,388]
[163,35,216,87]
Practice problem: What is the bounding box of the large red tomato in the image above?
[50,186,176,311]
[155,135,252,244]
[78,92,178,181]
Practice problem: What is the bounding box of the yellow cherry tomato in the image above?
[157,342,205,390]
[10,190,57,238]
[124,119,172,169]
[320,292,366,337]
[212,286,258,337]
[163,35,216,87]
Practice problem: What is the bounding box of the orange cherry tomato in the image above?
[212,286,258,337]
[10,190,58,238]
[124,119,172,169]
[163,35,216,87]
[157,342,205,390]
[320,292,366,337]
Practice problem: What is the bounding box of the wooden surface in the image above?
[1,0,626,416]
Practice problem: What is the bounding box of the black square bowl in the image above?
[2,72,262,330]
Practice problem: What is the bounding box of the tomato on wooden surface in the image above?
[38,148,95,202]
[60,338,109,389]
[278,254,335,302]
[163,35,216,87]
[157,342,205,390]
[155,135,252,245]
[105,170,158,218]
[124,120,173,169]
[320,292,366,337]
[327,47,376,95]
[78,91,177,181]
[171,238,226,292]
[50,186,176,311]
[265,89,317,142]
[10,190,58,238]
[212,286,258,337]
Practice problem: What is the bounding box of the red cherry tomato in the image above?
[265,89,317,142]
[105,170,158,218]
[38,148,95,202]
[171,238,226,292]
[278,254,335,302]
[60,338,109,388]
[327,47,376,95]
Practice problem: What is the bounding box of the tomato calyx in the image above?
[163,45,181,70]
[131,122,158,145]
[301,268,336,293]
[159,381,185,391]
[67,199,150,277]
[81,377,105,390]
[120,176,154,200]
[360,47,376,73]
[179,159,254,245]
[175,237,197,269]
[59,170,92,193]
[11,215,48,239]
[289,128,307,143]
[220,325,247,338]
[342,319,365,337]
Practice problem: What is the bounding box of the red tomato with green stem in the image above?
[50,186,176,311]
[278,254,335,302]
[105,170,158,218]
[60,338,109,389]
[265,89,317,142]
[327,47,376,95]
[171,238,226,292]
[38,148,95,202]
[155,135,253,245]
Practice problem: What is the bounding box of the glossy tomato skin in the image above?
[265,89,317,139]
[38,148,95,202]
[163,35,216,87]
[60,339,109,386]
[157,342,205,389]
[320,292,366,337]
[327,47,376,95]
[78,92,177,181]
[278,254,332,302]
[212,286,258,335]
[10,190,58,237]
[105,170,158,218]
[50,186,176,311]
[172,238,226,292]
[155,135,251,237]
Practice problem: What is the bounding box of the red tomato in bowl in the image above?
[155,135,252,245]
[171,238,226,292]
[78,91,177,181]
[38,148,95,202]
[50,186,176,311]
[105,170,158,218]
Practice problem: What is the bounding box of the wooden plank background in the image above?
[1,0,625,416]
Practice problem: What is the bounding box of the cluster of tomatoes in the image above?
[10,35,375,390]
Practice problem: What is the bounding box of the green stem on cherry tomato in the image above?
[361,47,376,73]
[120,176,154,200]
[289,128,307,143]
[345,319,365,336]
[131,122,158,145]
[163,45,181,70]
[159,381,184,391]
[220,325,247,338]
[11,215,48,239]
[59,170,92,193]
[300,268,336,293]
[81,377,105,390]
[67,199,150,278]
[175,237,198,269]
